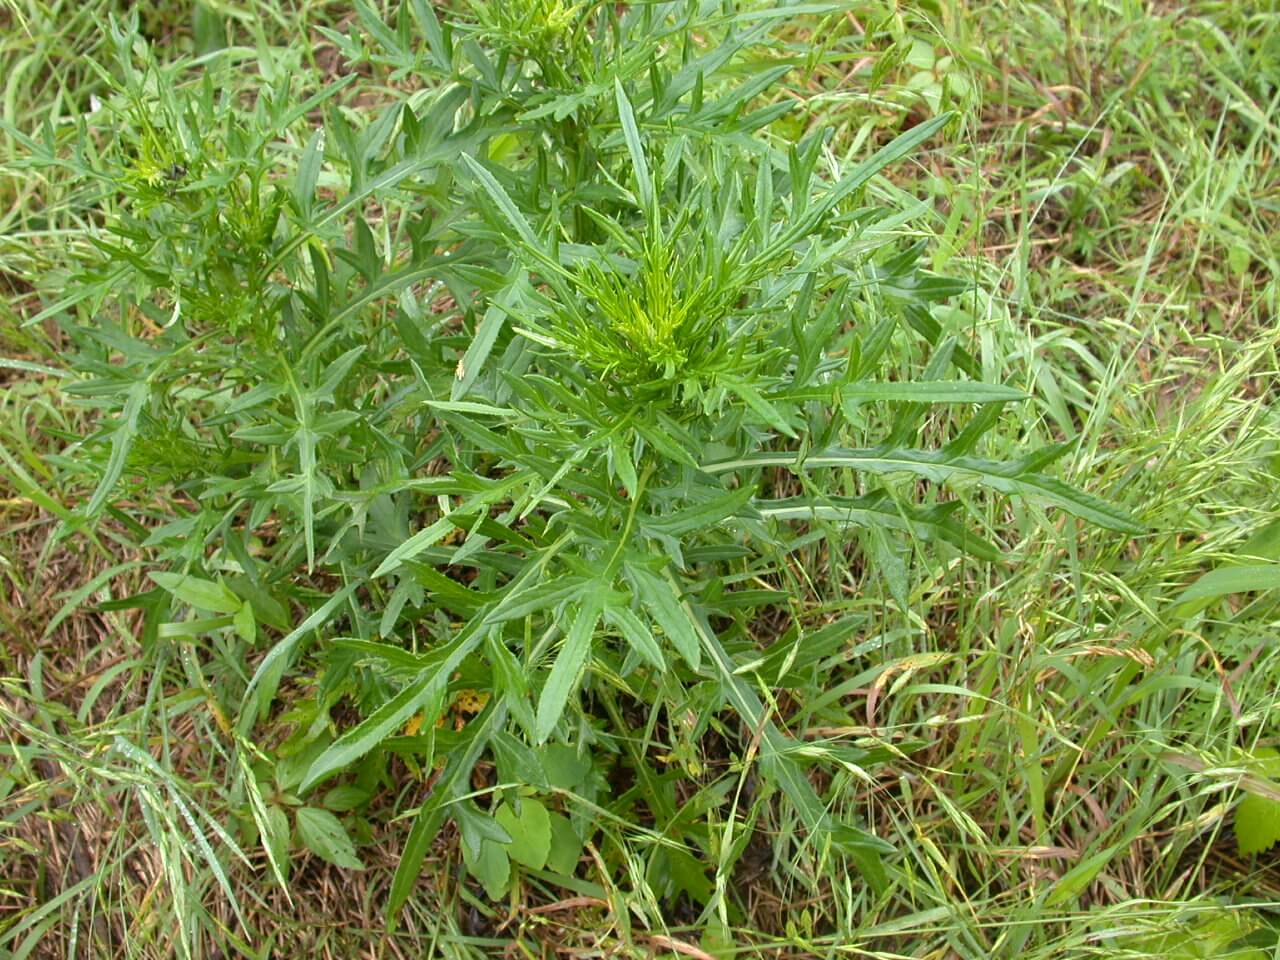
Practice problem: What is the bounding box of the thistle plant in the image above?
[18,0,1141,925]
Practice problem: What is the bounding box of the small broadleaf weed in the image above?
[20,0,1143,921]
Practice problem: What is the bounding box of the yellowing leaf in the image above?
[454,689,490,714]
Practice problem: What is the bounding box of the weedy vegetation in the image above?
[1,0,1279,958]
